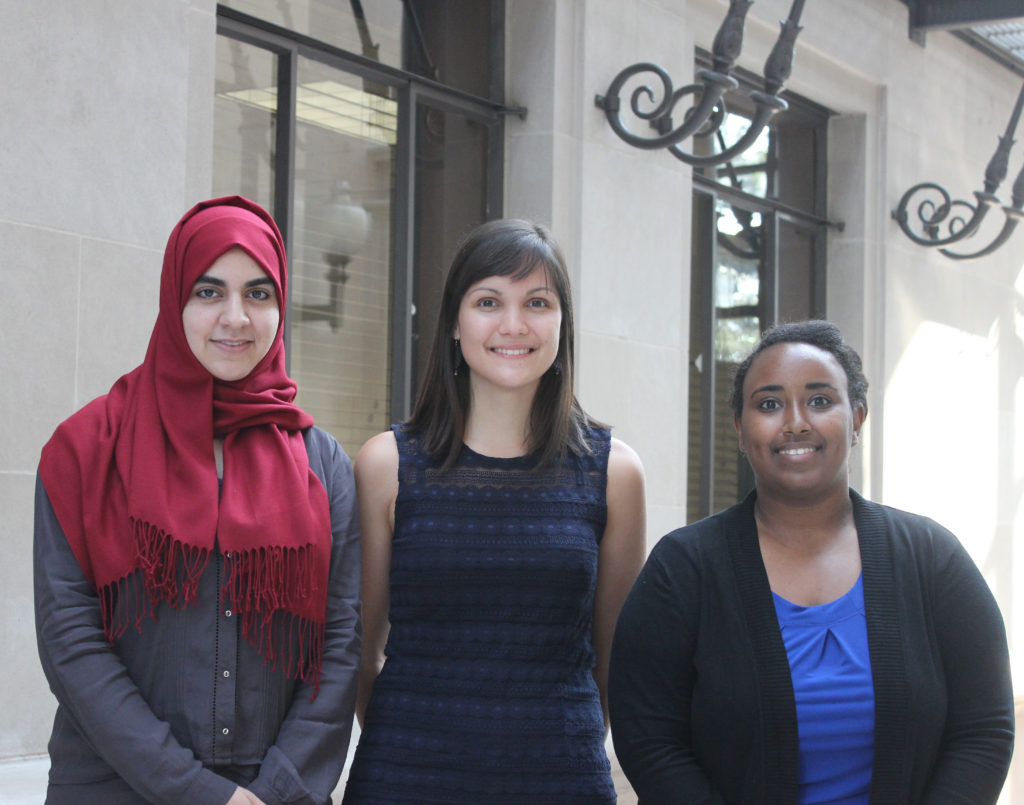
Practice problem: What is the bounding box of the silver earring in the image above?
[453,339,461,376]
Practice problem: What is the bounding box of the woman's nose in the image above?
[220,294,250,326]
[499,307,527,334]
[783,406,810,435]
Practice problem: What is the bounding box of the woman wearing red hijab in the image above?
[34,196,361,805]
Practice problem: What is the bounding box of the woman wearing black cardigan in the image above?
[609,321,1013,804]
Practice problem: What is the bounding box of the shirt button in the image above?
[222,728,230,735]
[224,610,232,617]
[223,670,230,678]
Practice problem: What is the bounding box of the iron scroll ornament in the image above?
[942,169,1024,261]
[594,0,805,168]
[892,80,1024,261]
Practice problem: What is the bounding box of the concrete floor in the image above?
[0,756,46,805]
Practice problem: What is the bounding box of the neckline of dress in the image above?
[460,442,537,466]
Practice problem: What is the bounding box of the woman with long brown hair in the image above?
[343,219,647,803]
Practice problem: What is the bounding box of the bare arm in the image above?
[353,430,399,726]
[593,437,647,729]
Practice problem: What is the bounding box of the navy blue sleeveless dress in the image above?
[343,425,616,804]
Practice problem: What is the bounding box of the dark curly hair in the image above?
[729,320,869,419]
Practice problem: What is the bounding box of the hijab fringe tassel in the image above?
[95,519,324,697]
[225,544,325,694]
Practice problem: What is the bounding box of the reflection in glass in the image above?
[214,41,397,452]
[288,55,395,451]
[218,1,498,98]
[777,217,816,323]
[714,199,761,364]
[220,0,405,70]
[219,80,398,147]
[693,109,772,199]
[412,102,489,386]
[714,112,770,198]
[214,37,277,208]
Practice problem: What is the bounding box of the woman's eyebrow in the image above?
[749,384,783,397]
[468,285,555,295]
[191,275,274,288]
[749,381,839,397]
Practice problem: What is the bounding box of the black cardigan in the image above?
[608,490,1014,804]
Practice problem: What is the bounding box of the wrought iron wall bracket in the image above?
[594,0,805,168]
[892,186,999,247]
[941,165,1024,260]
[594,65,738,151]
[941,207,1024,260]
[892,80,1024,260]
[670,92,786,167]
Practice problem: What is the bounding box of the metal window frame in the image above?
[216,5,512,421]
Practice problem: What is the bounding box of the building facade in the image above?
[2,0,1022,799]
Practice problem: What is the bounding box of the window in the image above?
[213,2,506,451]
[686,59,833,521]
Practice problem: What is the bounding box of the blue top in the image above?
[773,575,875,805]
[343,425,616,804]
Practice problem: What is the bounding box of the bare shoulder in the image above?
[354,431,399,503]
[607,437,645,486]
[600,437,647,578]
[605,437,646,526]
[355,431,398,475]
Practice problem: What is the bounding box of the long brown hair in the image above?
[405,218,598,468]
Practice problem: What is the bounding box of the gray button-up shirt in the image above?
[35,427,361,805]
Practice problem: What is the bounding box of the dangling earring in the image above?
[453,338,461,376]
[553,362,561,375]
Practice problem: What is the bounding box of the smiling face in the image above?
[734,342,865,504]
[182,247,280,382]
[453,267,562,397]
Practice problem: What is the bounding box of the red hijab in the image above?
[39,196,331,690]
